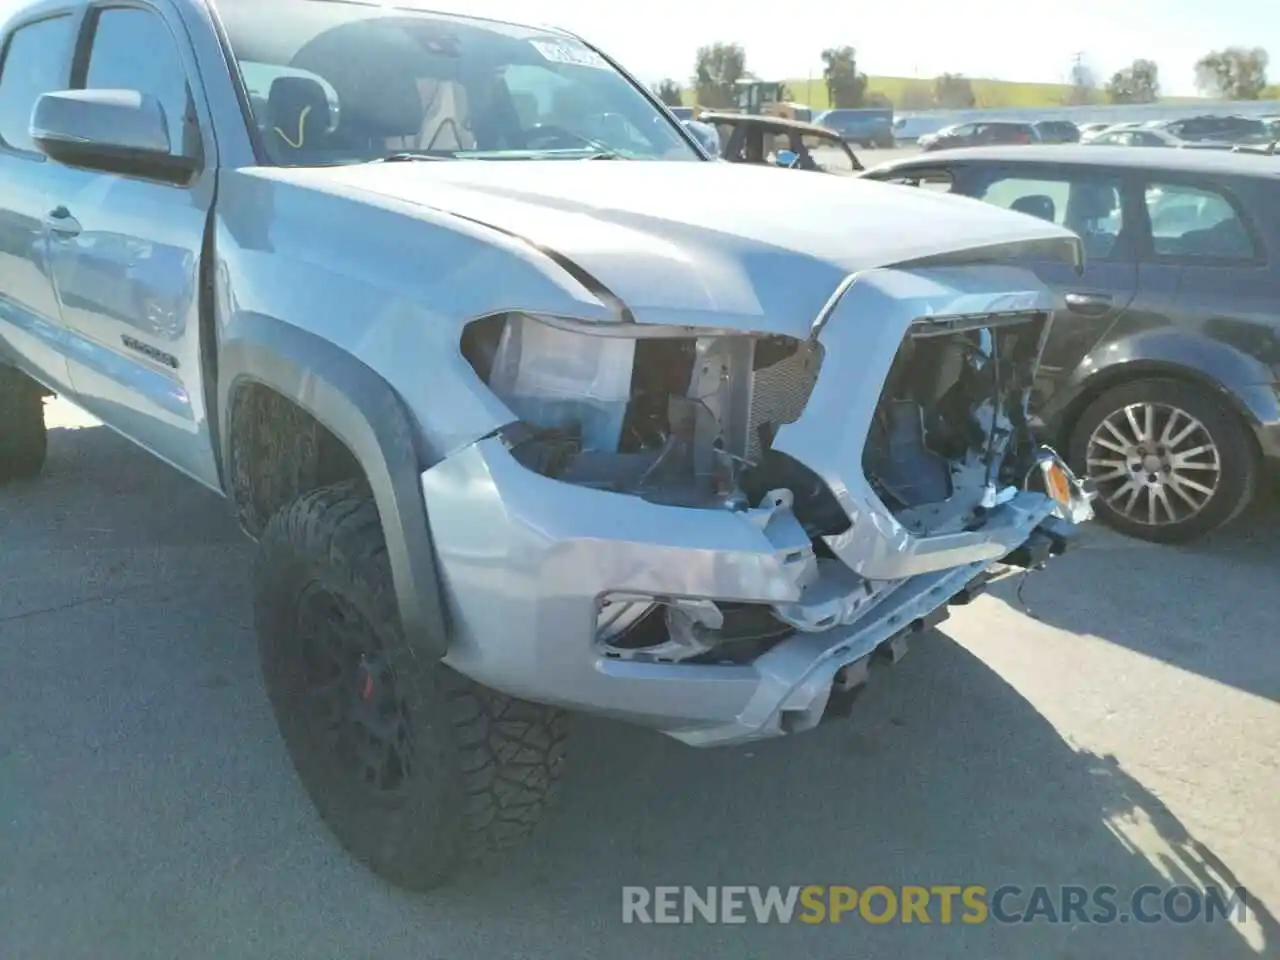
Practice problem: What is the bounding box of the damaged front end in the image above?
[427,261,1091,745]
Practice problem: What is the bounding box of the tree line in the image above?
[652,44,1276,110]
[1096,47,1271,104]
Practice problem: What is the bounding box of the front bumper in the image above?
[422,436,1083,746]
[422,265,1089,746]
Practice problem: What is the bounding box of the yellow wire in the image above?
[273,104,311,149]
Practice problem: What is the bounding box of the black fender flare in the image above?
[218,314,449,659]
[1041,326,1276,442]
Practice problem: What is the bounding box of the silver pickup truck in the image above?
[0,0,1091,890]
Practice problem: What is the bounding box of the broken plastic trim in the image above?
[859,309,1050,536]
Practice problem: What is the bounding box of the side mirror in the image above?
[30,89,199,183]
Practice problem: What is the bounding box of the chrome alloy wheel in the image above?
[1085,402,1222,527]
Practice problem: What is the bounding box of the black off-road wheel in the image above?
[0,367,47,484]
[1068,378,1258,544]
[253,481,567,890]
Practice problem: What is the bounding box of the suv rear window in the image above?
[1144,182,1257,260]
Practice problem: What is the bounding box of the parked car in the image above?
[1233,141,1278,156]
[862,146,1280,543]
[0,0,1090,890]
[1033,119,1081,143]
[811,107,895,148]
[1085,127,1201,149]
[892,114,943,144]
[917,120,1038,151]
[1156,114,1272,146]
[1091,116,1277,151]
[699,111,862,172]
[680,118,721,155]
[1081,121,1143,143]
[1078,121,1114,141]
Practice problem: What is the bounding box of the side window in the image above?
[979,176,1070,224]
[1143,182,1257,261]
[914,170,954,192]
[0,15,75,153]
[977,173,1126,260]
[81,7,190,154]
[886,170,953,192]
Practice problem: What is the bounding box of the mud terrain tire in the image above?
[253,480,567,890]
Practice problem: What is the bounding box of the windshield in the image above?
[214,0,700,164]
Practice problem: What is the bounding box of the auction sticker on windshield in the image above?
[530,38,609,69]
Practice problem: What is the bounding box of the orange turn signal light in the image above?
[1043,461,1073,507]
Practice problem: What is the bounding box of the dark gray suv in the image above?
[863,145,1280,543]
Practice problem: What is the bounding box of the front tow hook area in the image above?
[1001,514,1076,570]
[820,603,953,723]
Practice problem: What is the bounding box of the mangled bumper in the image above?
[421,265,1091,746]
[422,441,1080,745]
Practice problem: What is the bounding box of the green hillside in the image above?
[690,75,1215,111]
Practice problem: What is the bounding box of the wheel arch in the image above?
[218,312,449,659]
[1046,329,1272,459]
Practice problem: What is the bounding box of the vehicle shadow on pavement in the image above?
[1,424,1274,960]
[458,639,1279,960]
[982,498,1280,703]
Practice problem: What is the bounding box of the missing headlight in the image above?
[462,313,824,509]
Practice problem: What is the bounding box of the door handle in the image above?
[1064,292,1113,317]
[45,205,82,238]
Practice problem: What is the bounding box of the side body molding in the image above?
[218,313,449,658]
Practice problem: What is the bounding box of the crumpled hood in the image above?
[282,159,1078,334]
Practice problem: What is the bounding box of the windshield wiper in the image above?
[370,152,456,163]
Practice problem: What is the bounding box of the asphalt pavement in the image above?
[1,400,1277,960]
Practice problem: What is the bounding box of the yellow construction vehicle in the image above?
[726,80,811,122]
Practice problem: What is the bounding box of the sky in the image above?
[469,0,1279,97]
[0,0,1274,96]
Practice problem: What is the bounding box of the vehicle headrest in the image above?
[1072,183,1118,222]
[291,19,425,139]
[267,76,331,151]
[1010,194,1056,222]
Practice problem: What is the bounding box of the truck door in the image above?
[0,12,78,396]
[43,2,219,488]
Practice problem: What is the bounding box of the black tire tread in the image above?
[0,368,47,484]
[1068,377,1258,544]
[254,480,566,890]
